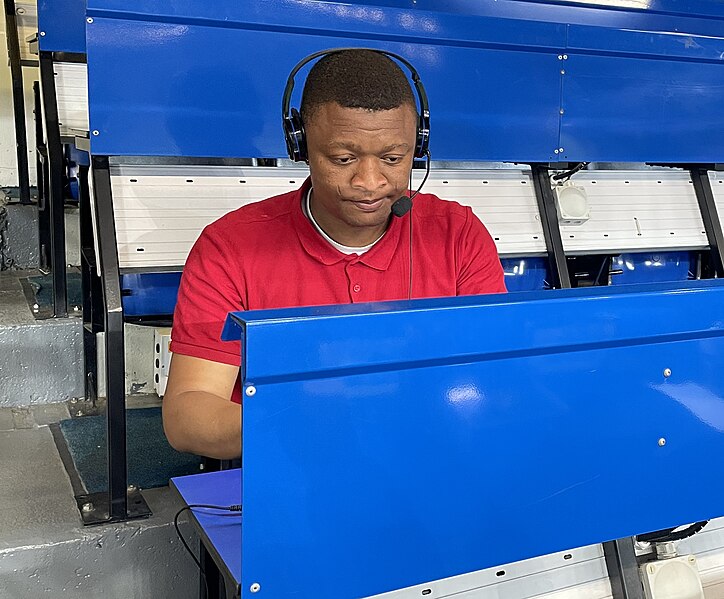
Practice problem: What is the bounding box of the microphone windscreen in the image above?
[391,196,412,217]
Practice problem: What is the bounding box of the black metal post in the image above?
[530,164,571,289]
[603,538,645,599]
[75,156,150,524]
[78,164,98,406]
[690,167,724,278]
[3,0,31,205]
[94,155,126,521]
[33,80,52,272]
[39,52,68,317]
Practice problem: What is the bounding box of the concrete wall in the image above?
[1,203,81,269]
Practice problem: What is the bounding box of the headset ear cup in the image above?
[415,110,430,158]
[283,109,307,162]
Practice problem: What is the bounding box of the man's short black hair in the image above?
[300,49,417,123]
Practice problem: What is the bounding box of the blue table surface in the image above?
[171,469,242,588]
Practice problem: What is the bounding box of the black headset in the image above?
[281,47,431,164]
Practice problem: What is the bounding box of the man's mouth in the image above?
[349,198,386,212]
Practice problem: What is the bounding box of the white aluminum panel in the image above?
[411,169,546,256]
[54,62,89,135]
[368,544,611,599]
[113,167,544,269]
[708,172,724,226]
[14,3,37,62]
[558,171,707,254]
[111,166,307,269]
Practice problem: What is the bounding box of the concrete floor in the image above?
[0,403,199,598]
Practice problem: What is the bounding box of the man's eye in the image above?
[383,156,403,164]
[333,156,354,165]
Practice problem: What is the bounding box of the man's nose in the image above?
[351,158,386,192]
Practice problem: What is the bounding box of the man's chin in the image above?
[345,205,392,227]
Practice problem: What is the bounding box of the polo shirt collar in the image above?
[293,178,405,271]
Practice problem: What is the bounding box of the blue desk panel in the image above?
[171,469,241,590]
[38,0,87,53]
[223,281,724,598]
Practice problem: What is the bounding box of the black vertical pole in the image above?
[3,0,32,205]
[34,81,52,271]
[78,163,98,405]
[603,539,645,599]
[91,156,128,522]
[690,167,724,278]
[530,164,571,289]
[39,52,68,317]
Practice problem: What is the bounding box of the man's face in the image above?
[304,102,418,246]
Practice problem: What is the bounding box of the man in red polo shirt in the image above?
[163,50,505,459]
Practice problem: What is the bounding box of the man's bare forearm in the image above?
[163,391,242,459]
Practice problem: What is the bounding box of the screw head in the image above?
[92,130,99,136]
[87,17,93,23]
[557,54,563,60]
[245,385,256,397]
[558,147,564,153]
[663,368,672,378]
[250,582,261,593]
[560,69,566,75]
[559,109,565,115]
[563,54,568,60]
[40,31,46,36]
[658,437,666,447]
[127,484,136,492]
[82,502,93,513]
[554,149,560,154]
[16,7,26,14]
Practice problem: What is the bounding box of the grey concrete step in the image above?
[0,425,197,598]
[0,270,83,407]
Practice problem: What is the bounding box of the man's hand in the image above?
[162,354,241,459]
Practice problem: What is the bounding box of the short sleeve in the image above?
[456,207,507,296]
[170,225,245,366]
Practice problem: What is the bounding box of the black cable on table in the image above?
[174,504,242,598]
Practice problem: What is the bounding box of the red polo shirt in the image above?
[170,179,505,402]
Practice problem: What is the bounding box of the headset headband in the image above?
[282,47,429,120]
[281,47,430,161]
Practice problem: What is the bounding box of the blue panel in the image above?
[121,272,181,316]
[501,257,548,291]
[560,52,724,162]
[222,281,724,598]
[38,0,87,53]
[86,15,562,160]
[610,252,692,285]
[85,0,724,160]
